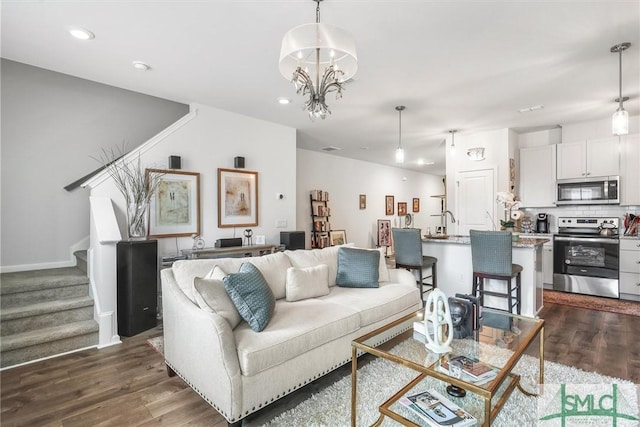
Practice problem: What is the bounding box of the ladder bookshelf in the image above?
[310,190,331,248]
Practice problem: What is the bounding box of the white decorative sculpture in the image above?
[424,289,454,353]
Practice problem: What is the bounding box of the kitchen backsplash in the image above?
[522,205,640,233]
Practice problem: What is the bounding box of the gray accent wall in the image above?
[1,59,189,270]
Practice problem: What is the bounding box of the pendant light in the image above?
[395,106,405,163]
[449,130,457,154]
[611,42,631,136]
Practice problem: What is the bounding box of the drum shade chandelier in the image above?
[611,42,631,136]
[279,0,358,120]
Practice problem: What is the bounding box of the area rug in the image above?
[146,335,163,356]
[544,290,640,317]
[263,339,637,427]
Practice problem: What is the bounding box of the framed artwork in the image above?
[147,169,200,238]
[377,219,391,247]
[218,168,259,228]
[398,202,407,216]
[412,198,420,213]
[359,194,366,210]
[329,229,347,246]
[385,195,394,215]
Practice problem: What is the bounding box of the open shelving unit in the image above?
[310,190,331,248]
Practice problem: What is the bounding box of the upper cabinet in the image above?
[557,139,620,180]
[620,134,640,206]
[519,145,556,207]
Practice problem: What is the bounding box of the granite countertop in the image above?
[422,235,549,247]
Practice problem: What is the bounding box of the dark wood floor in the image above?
[1,303,639,426]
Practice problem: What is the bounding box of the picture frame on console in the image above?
[147,169,200,238]
[329,230,347,246]
[218,168,259,228]
[377,219,391,247]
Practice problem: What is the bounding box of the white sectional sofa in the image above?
[160,245,422,425]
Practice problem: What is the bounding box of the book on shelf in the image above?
[310,190,329,201]
[439,355,498,383]
[399,389,477,427]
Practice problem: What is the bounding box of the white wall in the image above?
[90,103,297,256]
[296,149,444,249]
[1,60,189,271]
[445,128,513,233]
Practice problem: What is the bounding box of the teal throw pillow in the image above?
[336,247,380,288]
[223,262,275,332]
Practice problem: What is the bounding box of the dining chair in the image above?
[469,229,522,314]
[391,228,437,302]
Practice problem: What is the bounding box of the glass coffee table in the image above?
[351,308,544,426]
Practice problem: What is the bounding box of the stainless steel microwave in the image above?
[556,176,619,205]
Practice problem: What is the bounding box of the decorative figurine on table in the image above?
[449,299,472,339]
[244,229,253,246]
[424,289,453,353]
[192,234,205,250]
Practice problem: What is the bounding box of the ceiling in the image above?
[2,1,639,175]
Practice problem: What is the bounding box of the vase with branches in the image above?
[95,146,164,240]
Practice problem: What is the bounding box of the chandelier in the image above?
[611,42,631,136]
[279,0,358,120]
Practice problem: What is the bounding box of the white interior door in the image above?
[456,168,496,234]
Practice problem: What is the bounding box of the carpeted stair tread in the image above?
[1,320,99,352]
[0,267,88,294]
[0,296,94,321]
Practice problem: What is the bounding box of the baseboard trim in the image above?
[0,344,98,371]
[0,259,76,274]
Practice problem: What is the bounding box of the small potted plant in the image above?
[496,191,520,231]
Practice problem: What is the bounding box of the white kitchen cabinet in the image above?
[557,138,620,180]
[620,238,640,301]
[620,134,640,206]
[543,241,553,286]
[519,145,556,207]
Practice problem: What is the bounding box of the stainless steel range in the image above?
[553,217,620,298]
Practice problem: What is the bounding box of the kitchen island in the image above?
[422,235,549,317]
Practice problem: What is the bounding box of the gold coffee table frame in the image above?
[351,309,544,427]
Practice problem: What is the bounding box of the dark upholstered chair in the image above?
[391,228,437,302]
[470,230,522,314]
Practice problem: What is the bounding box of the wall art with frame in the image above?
[147,169,200,238]
[218,168,258,228]
[412,198,420,213]
[329,229,347,246]
[397,202,407,216]
[377,219,391,247]
[385,195,394,215]
[359,194,366,210]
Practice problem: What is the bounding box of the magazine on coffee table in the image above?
[439,355,498,383]
[399,389,477,427]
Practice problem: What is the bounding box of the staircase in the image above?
[0,252,99,368]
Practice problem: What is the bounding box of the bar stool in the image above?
[470,230,522,314]
[391,228,437,302]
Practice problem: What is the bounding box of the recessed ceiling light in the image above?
[277,97,291,105]
[67,26,95,40]
[518,105,544,113]
[132,61,151,71]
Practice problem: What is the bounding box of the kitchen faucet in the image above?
[443,210,456,223]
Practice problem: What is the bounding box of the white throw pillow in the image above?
[285,264,330,302]
[204,264,228,280]
[375,247,391,282]
[193,267,243,329]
